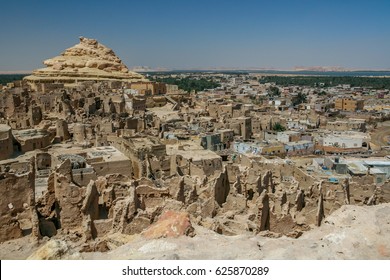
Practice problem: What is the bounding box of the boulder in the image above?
[142,211,195,239]
[27,240,82,260]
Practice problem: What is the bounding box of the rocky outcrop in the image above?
[44,37,128,72]
[142,211,194,239]
[27,240,82,260]
[24,37,148,88]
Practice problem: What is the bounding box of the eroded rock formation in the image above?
[142,210,194,239]
[24,37,148,90]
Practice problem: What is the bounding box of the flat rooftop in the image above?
[13,129,50,140]
[86,146,130,162]
[324,131,370,139]
[0,124,11,132]
[286,140,313,145]
[147,106,181,122]
[128,137,165,149]
[50,144,130,163]
[166,143,221,161]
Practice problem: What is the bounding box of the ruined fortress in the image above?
[24,37,147,91]
[0,37,389,260]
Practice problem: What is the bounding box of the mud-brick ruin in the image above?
[1,37,390,259]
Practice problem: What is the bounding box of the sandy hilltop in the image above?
[23,37,147,90]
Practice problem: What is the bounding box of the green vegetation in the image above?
[292,92,307,106]
[269,86,280,97]
[317,90,327,96]
[272,122,286,132]
[259,75,390,89]
[0,74,28,85]
[152,77,220,93]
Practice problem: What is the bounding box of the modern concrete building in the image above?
[335,98,364,112]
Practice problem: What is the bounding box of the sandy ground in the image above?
[1,203,389,260]
[370,121,390,146]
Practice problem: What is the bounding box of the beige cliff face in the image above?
[24,36,148,87]
[43,37,128,73]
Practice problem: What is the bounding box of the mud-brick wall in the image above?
[0,171,35,242]
[90,159,132,178]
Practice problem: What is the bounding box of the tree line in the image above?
[152,76,220,93]
[0,74,28,85]
[259,75,390,89]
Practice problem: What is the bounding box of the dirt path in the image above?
[371,121,390,146]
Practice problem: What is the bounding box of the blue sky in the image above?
[1,0,389,71]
